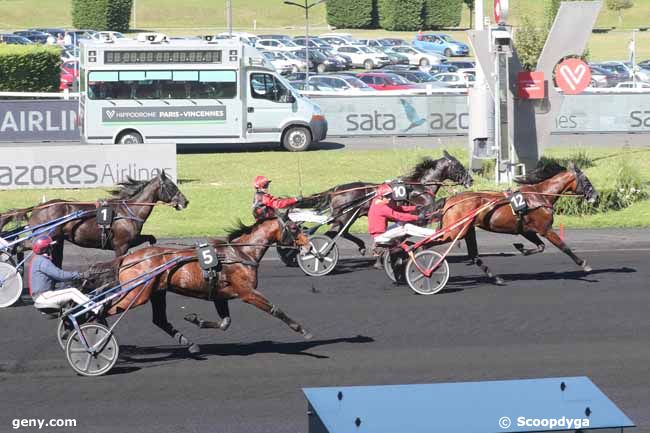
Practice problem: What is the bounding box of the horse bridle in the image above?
[159,177,182,205]
[275,212,302,246]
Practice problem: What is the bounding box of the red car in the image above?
[355,72,419,90]
[59,60,79,90]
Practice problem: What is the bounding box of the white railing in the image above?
[0,90,80,99]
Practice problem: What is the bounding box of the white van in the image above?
[79,34,327,151]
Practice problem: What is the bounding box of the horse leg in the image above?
[150,291,200,354]
[513,232,546,256]
[465,226,505,285]
[184,299,231,331]
[242,289,312,340]
[542,229,592,272]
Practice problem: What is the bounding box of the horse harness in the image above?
[95,201,146,249]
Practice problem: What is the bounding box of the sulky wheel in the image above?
[297,235,339,277]
[383,250,397,283]
[277,246,299,267]
[65,323,119,377]
[57,318,73,350]
[405,250,450,295]
[0,262,23,308]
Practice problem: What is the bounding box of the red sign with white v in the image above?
[555,58,591,95]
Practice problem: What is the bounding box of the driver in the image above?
[29,236,99,315]
[368,183,434,266]
[252,175,302,221]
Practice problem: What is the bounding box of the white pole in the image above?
[632,30,637,86]
[133,0,137,29]
[227,0,233,35]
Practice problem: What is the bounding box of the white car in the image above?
[307,75,375,92]
[390,45,445,66]
[431,72,475,87]
[94,31,126,42]
[335,45,389,69]
[218,31,258,46]
[615,81,650,89]
[261,50,307,74]
[319,33,359,47]
[255,39,300,51]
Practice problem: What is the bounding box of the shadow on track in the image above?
[115,335,374,373]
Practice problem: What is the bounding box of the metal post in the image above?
[227,0,233,35]
[133,0,137,29]
[632,29,637,86]
[305,1,310,82]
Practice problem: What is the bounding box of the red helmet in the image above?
[376,183,393,198]
[253,175,271,189]
[32,236,53,255]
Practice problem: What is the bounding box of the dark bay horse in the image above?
[29,171,188,266]
[424,162,598,285]
[89,215,311,354]
[307,150,473,256]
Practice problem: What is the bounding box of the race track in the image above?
[0,229,648,433]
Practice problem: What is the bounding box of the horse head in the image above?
[441,150,473,187]
[156,170,189,210]
[568,162,598,204]
[411,151,473,188]
[275,211,310,252]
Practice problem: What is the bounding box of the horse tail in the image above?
[296,192,330,210]
[0,206,33,231]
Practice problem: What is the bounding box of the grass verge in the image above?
[1,146,649,237]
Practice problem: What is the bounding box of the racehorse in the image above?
[307,150,473,256]
[418,161,598,285]
[86,214,311,354]
[28,171,188,267]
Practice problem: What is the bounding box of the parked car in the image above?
[355,72,420,90]
[371,46,409,66]
[639,59,650,69]
[60,60,79,90]
[592,62,630,85]
[30,28,66,39]
[67,29,98,45]
[413,33,470,57]
[391,45,445,66]
[378,38,408,46]
[315,48,352,69]
[0,34,33,45]
[358,39,394,49]
[61,46,80,62]
[448,60,476,73]
[589,65,617,87]
[384,69,437,83]
[261,50,307,74]
[335,45,389,69]
[13,30,49,44]
[293,49,343,73]
[431,72,474,87]
[217,32,258,46]
[307,74,375,92]
[256,38,300,51]
[428,63,459,74]
[319,33,359,47]
[257,34,293,42]
[292,37,332,50]
[615,81,650,89]
[94,31,127,42]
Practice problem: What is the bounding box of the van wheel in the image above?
[282,126,311,152]
[364,59,374,70]
[444,48,452,57]
[419,58,430,66]
[116,130,143,144]
[317,63,327,73]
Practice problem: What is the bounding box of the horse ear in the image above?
[160,169,167,180]
[443,150,451,158]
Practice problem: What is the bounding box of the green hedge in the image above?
[326,0,376,28]
[423,0,463,29]
[0,45,61,92]
[378,0,424,31]
[72,0,133,32]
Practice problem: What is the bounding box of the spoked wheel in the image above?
[383,250,396,283]
[277,246,299,267]
[297,235,339,277]
[0,262,23,308]
[405,250,450,295]
[66,323,119,377]
[57,318,73,350]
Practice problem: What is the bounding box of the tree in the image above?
[326,0,375,29]
[545,0,561,29]
[378,0,424,31]
[463,0,474,29]
[514,16,548,71]
[606,0,634,26]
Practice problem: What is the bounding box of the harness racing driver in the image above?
[252,175,303,221]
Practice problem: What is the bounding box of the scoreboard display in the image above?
[104,50,223,64]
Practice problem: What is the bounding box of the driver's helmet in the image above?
[376,183,393,198]
[32,236,54,255]
[254,175,271,189]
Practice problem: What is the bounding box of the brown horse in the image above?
[419,162,598,285]
[28,171,188,267]
[89,215,311,354]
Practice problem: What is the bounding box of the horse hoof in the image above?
[359,248,367,256]
[184,313,198,324]
[582,263,592,273]
[494,277,506,286]
[188,344,201,355]
[302,330,313,340]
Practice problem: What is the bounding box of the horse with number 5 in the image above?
[83,214,312,355]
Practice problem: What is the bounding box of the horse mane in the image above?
[81,257,123,293]
[514,161,567,185]
[406,158,439,181]
[109,177,152,199]
[226,218,274,242]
